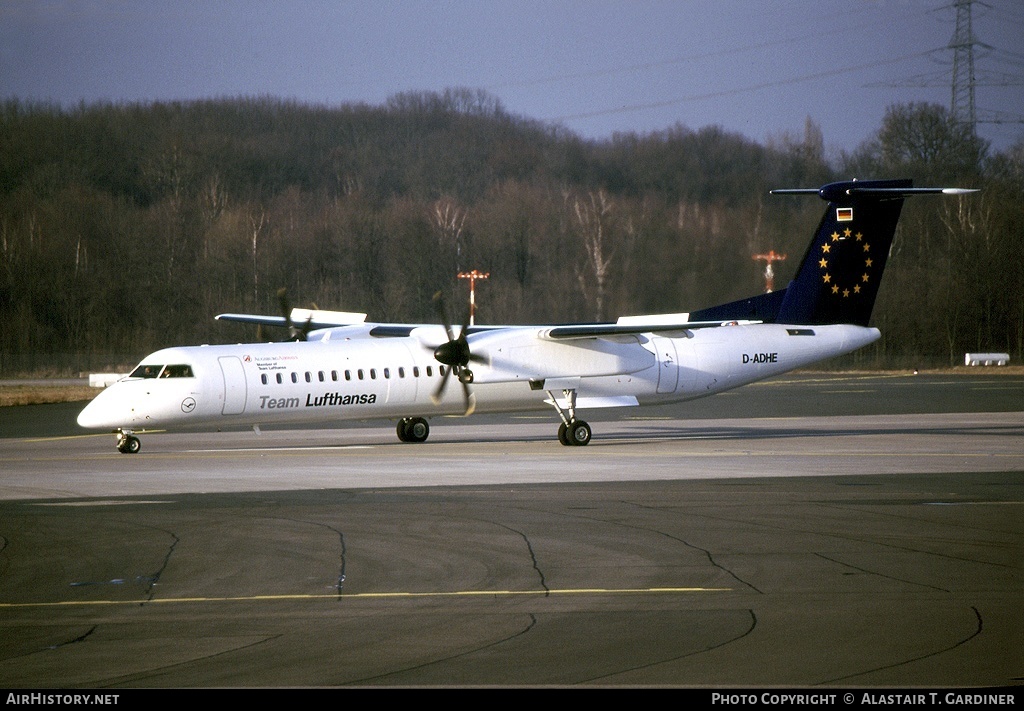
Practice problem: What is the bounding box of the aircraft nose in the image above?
[76,397,108,429]
[77,389,126,430]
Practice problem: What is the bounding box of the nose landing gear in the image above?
[116,430,141,454]
[396,417,430,443]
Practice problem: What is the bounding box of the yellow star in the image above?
[843,228,852,238]
[855,232,864,241]
[823,273,831,283]
[863,243,870,252]
[865,258,873,267]
[822,243,831,253]
[854,284,862,294]
[842,288,850,297]
[862,273,870,282]
[831,232,840,241]
[819,258,828,268]
[832,285,839,294]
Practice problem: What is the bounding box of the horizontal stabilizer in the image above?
[768,179,977,326]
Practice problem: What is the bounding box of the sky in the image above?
[2,0,1022,156]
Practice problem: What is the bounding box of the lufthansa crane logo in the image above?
[819,225,874,298]
[181,397,197,413]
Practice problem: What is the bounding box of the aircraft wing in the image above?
[215,308,368,331]
[540,319,757,340]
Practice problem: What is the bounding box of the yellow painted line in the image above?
[33,500,175,507]
[24,433,114,443]
[25,430,168,443]
[0,586,730,609]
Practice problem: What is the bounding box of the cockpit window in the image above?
[130,364,163,379]
[161,364,194,378]
[128,363,194,379]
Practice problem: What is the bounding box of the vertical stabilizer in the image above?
[774,179,911,326]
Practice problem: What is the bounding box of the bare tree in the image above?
[572,190,614,321]
[433,197,467,269]
[249,206,267,308]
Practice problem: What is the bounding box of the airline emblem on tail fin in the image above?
[819,225,877,300]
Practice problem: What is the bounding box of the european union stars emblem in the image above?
[819,208,874,299]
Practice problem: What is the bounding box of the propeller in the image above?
[277,287,314,341]
[428,291,486,415]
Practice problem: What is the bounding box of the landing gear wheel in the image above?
[117,435,141,454]
[397,417,429,443]
[558,420,591,446]
[407,417,429,442]
[566,420,591,446]
[558,422,570,446]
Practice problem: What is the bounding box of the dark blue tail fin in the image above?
[692,179,976,327]
[774,178,910,326]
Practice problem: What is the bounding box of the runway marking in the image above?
[24,433,115,443]
[0,586,731,609]
[33,500,175,507]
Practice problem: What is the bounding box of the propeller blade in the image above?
[428,290,479,415]
[277,287,311,341]
[461,380,476,416]
[433,291,456,343]
[277,287,294,331]
[431,366,452,405]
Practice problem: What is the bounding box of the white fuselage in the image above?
[77,322,880,433]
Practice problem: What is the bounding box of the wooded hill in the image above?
[1,90,1021,373]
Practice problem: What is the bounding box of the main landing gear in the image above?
[396,416,430,443]
[547,388,592,446]
[116,429,141,454]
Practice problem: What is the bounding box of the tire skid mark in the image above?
[342,614,539,686]
[822,606,983,685]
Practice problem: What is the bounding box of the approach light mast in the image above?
[458,269,489,325]
[753,250,787,293]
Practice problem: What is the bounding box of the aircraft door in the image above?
[218,356,247,415]
[652,336,679,394]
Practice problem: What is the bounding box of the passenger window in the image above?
[291,373,298,384]
[331,370,338,381]
[398,367,405,378]
[370,369,377,379]
[426,366,433,377]
[276,373,283,384]
[383,368,390,379]
[345,370,351,381]
[413,366,420,377]
[358,369,364,380]
[261,374,268,385]
[318,371,325,382]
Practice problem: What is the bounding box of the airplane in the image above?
[77,179,976,453]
